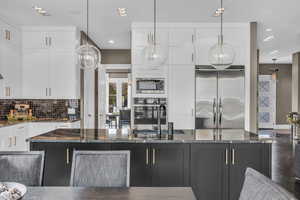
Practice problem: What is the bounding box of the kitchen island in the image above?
[29,129,272,200]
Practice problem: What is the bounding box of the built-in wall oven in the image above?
[136,78,165,94]
[133,98,167,128]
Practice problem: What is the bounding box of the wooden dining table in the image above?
[22,187,196,200]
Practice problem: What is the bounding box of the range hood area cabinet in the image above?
[22,27,80,99]
[131,23,248,66]
[0,19,22,99]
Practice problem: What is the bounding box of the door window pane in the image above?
[109,83,117,113]
[122,83,128,108]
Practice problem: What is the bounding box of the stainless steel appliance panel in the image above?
[133,98,167,126]
[218,71,245,129]
[136,78,165,94]
[195,71,218,129]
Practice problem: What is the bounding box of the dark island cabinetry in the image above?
[111,143,190,187]
[30,142,111,186]
[30,139,271,200]
[191,143,271,200]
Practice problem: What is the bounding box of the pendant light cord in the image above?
[86,0,89,45]
[154,0,157,45]
[220,0,223,44]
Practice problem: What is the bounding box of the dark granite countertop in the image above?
[28,128,274,144]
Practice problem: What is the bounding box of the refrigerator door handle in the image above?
[219,98,222,127]
[213,98,217,127]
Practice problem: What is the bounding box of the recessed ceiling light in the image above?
[266,28,272,32]
[108,40,115,44]
[269,50,279,55]
[33,6,42,11]
[213,7,225,17]
[117,8,127,16]
[263,35,275,42]
[32,5,50,16]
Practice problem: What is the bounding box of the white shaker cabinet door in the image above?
[169,46,195,65]
[11,124,28,151]
[168,65,195,129]
[22,49,49,99]
[132,29,169,47]
[195,28,217,65]
[22,31,47,49]
[48,50,79,99]
[169,28,194,46]
[169,29,195,65]
[47,31,78,50]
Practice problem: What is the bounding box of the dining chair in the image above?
[239,168,297,200]
[70,151,130,187]
[0,151,45,186]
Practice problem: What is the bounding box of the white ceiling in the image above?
[1,0,300,63]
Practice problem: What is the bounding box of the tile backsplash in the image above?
[0,99,80,120]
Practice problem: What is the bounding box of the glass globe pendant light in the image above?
[208,0,235,70]
[143,0,167,66]
[77,0,101,70]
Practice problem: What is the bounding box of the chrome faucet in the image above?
[157,104,166,138]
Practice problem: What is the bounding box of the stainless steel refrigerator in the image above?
[195,66,245,135]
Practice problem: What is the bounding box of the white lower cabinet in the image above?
[168,65,195,129]
[0,121,80,152]
[0,124,28,151]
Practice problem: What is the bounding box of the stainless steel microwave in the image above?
[136,78,165,94]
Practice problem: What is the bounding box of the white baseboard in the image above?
[274,124,291,130]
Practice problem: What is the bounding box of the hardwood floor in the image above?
[263,130,300,198]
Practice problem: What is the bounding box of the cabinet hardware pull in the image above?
[225,148,228,165]
[5,87,9,97]
[45,37,48,46]
[49,88,51,96]
[232,148,235,165]
[14,136,16,146]
[192,53,194,62]
[49,37,52,46]
[152,148,156,165]
[66,148,70,164]
[146,148,149,165]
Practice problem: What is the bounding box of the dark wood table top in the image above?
[22,187,196,200]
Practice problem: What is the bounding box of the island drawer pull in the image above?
[225,148,228,165]
[146,148,149,165]
[232,148,235,165]
[152,148,156,165]
[66,148,70,164]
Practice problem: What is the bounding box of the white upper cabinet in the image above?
[132,29,169,47]
[22,49,49,99]
[0,19,22,99]
[196,26,248,66]
[22,31,48,49]
[46,31,79,50]
[169,29,195,46]
[22,27,79,50]
[22,26,80,99]
[169,29,195,65]
[49,50,79,99]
